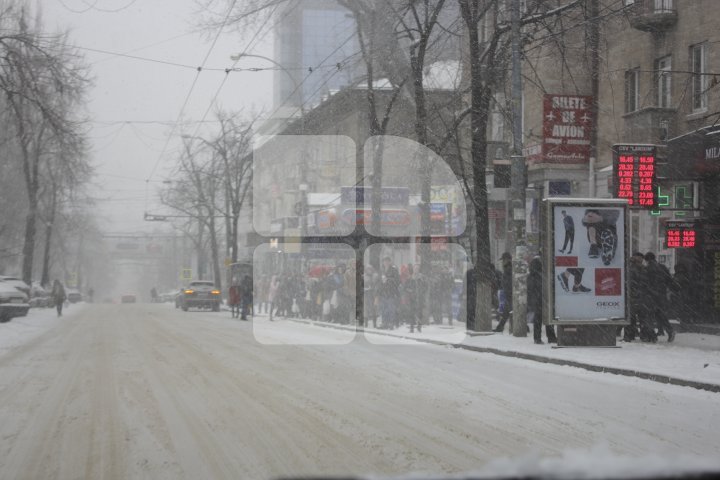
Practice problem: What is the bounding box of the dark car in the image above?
[179,281,221,312]
[121,294,137,304]
[67,289,82,303]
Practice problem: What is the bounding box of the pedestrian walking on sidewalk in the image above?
[267,275,279,321]
[240,274,253,320]
[494,253,513,333]
[526,257,556,344]
[645,252,676,342]
[624,252,656,342]
[378,257,400,329]
[51,279,66,317]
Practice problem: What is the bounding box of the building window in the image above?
[690,43,708,112]
[625,68,640,113]
[656,56,671,108]
[654,0,673,13]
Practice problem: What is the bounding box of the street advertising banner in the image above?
[539,94,593,164]
[544,199,629,324]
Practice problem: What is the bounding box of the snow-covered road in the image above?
[0,304,718,479]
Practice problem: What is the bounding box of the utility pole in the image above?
[510,0,528,337]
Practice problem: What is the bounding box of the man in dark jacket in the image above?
[644,252,676,342]
[239,275,253,320]
[378,256,400,329]
[625,252,656,342]
[526,257,556,344]
[494,252,513,333]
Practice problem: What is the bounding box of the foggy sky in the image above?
[43,0,274,234]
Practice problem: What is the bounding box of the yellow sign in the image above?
[181,268,192,280]
[283,229,301,254]
[430,186,458,204]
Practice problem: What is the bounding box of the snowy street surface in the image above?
[1,305,719,479]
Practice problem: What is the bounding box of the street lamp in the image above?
[229,53,303,115]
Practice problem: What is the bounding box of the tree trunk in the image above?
[40,206,55,287]
[21,204,37,286]
[463,1,494,331]
[208,215,222,294]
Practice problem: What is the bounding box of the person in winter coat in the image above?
[377,256,400,329]
[644,252,676,342]
[526,257,556,344]
[228,282,241,318]
[51,279,66,317]
[624,252,656,342]
[493,253,513,333]
[240,274,253,320]
[400,265,417,326]
[363,265,379,327]
[267,275,280,321]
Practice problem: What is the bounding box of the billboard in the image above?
[540,94,593,164]
[544,199,629,324]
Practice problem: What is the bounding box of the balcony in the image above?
[628,0,678,32]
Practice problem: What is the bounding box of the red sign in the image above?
[595,269,622,296]
[538,94,593,164]
[665,221,699,249]
[341,209,410,226]
[612,144,657,209]
[555,256,579,267]
[430,237,448,251]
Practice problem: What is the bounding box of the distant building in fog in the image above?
[273,0,361,112]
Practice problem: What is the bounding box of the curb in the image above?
[282,317,720,394]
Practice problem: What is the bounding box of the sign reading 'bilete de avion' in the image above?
[540,94,593,164]
[612,144,657,209]
[544,198,629,347]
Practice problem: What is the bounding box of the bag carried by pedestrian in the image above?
[330,290,338,309]
[292,299,299,314]
[322,299,331,316]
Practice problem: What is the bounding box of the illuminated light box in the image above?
[665,220,699,249]
[612,144,658,210]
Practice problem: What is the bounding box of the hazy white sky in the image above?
[43,0,275,233]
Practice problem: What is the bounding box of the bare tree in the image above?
[161,137,224,291]
[0,2,91,284]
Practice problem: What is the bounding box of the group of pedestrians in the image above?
[492,252,557,344]
[253,263,356,323]
[228,275,253,320]
[364,257,457,330]
[624,252,677,343]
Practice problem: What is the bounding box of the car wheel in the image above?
[0,313,10,323]
[181,305,189,312]
[212,304,220,312]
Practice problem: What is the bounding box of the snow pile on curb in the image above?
[0,304,86,355]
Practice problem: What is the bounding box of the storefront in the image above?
[664,126,720,323]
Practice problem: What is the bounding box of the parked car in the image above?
[29,282,52,308]
[0,275,31,297]
[66,289,82,303]
[179,281,221,312]
[121,294,137,304]
[174,289,183,309]
[159,291,177,303]
[0,282,30,323]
